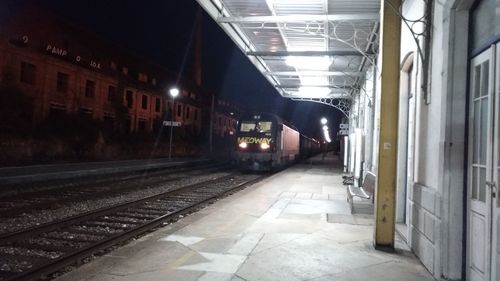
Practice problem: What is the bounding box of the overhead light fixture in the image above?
[300,75,328,86]
[297,86,331,97]
[285,56,332,70]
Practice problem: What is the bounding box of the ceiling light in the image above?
[285,56,332,70]
[297,86,331,97]
[300,75,328,86]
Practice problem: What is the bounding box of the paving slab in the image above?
[56,154,435,281]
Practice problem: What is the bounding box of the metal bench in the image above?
[346,172,376,214]
[342,174,354,185]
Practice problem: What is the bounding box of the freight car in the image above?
[234,113,319,171]
[300,134,321,159]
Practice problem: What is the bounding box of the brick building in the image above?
[213,99,239,137]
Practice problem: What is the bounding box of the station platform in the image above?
[56,153,435,281]
[0,158,208,185]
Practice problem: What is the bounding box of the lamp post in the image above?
[168,87,179,161]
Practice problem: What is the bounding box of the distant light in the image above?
[169,88,179,97]
[239,142,247,149]
[260,143,270,150]
[230,112,234,115]
[323,124,331,143]
[354,128,363,175]
[321,118,327,125]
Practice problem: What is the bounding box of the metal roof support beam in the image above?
[374,0,401,251]
[217,14,379,23]
[265,71,364,77]
[287,94,351,99]
[291,98,352,117]
[276,85,355,90]
[247,50,366,56]
[196,0,282,94]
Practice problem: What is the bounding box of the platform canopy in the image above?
[196,0,380,114]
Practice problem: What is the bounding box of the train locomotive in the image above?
[234,113,320,171]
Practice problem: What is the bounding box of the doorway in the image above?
[467,44,500,281]
[396,53,415,240]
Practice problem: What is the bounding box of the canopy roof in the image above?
[197,0,380,114]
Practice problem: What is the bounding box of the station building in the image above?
[344,1,499,280]
[198,0,500,279]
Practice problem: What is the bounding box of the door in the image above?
[493,42,500,281]
[468,46,495,281]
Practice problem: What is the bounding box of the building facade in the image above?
[213,99,239,138]
[0,9,204,135]
[344,0,500,280]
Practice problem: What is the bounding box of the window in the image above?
[56,72,69,93]
[125,119,131,133]
[141,95,148,110]
[185,107,190,118]
[103,113,114,130]
[49,103,66,119]
[126,90,133,108]
[20,61,36,85]
[194,109,198,121]
[107,86,116,102]
[138,73,148,82]
[239,121,273,133]
[79,107,93,117]
[155,98,161,112]
[177,104,182,117]
[138,119,147,131]
[85,80,95,98]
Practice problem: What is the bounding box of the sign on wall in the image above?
[163,121,182,127]
[338,123,349,135]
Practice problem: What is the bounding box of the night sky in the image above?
[0,0,343,139]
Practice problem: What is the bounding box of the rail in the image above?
[0,173,266,281]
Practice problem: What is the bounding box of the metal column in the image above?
[374,0,401,249]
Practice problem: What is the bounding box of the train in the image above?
[233,113,321,171]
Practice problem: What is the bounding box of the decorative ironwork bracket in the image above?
[291,98,351,117]
[386,0,433,104]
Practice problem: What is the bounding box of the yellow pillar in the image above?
[374,0,401,249]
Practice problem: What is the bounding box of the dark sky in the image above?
[0,0,343,139]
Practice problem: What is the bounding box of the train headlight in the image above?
[260,143,270,150]
[239,142,248,149]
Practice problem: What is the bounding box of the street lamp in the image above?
[168,87,179,160]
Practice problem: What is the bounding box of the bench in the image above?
[346,172,376,214]
[342,174,354,185]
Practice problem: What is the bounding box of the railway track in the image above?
[0,173,264,281]
[0,162,231,218]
